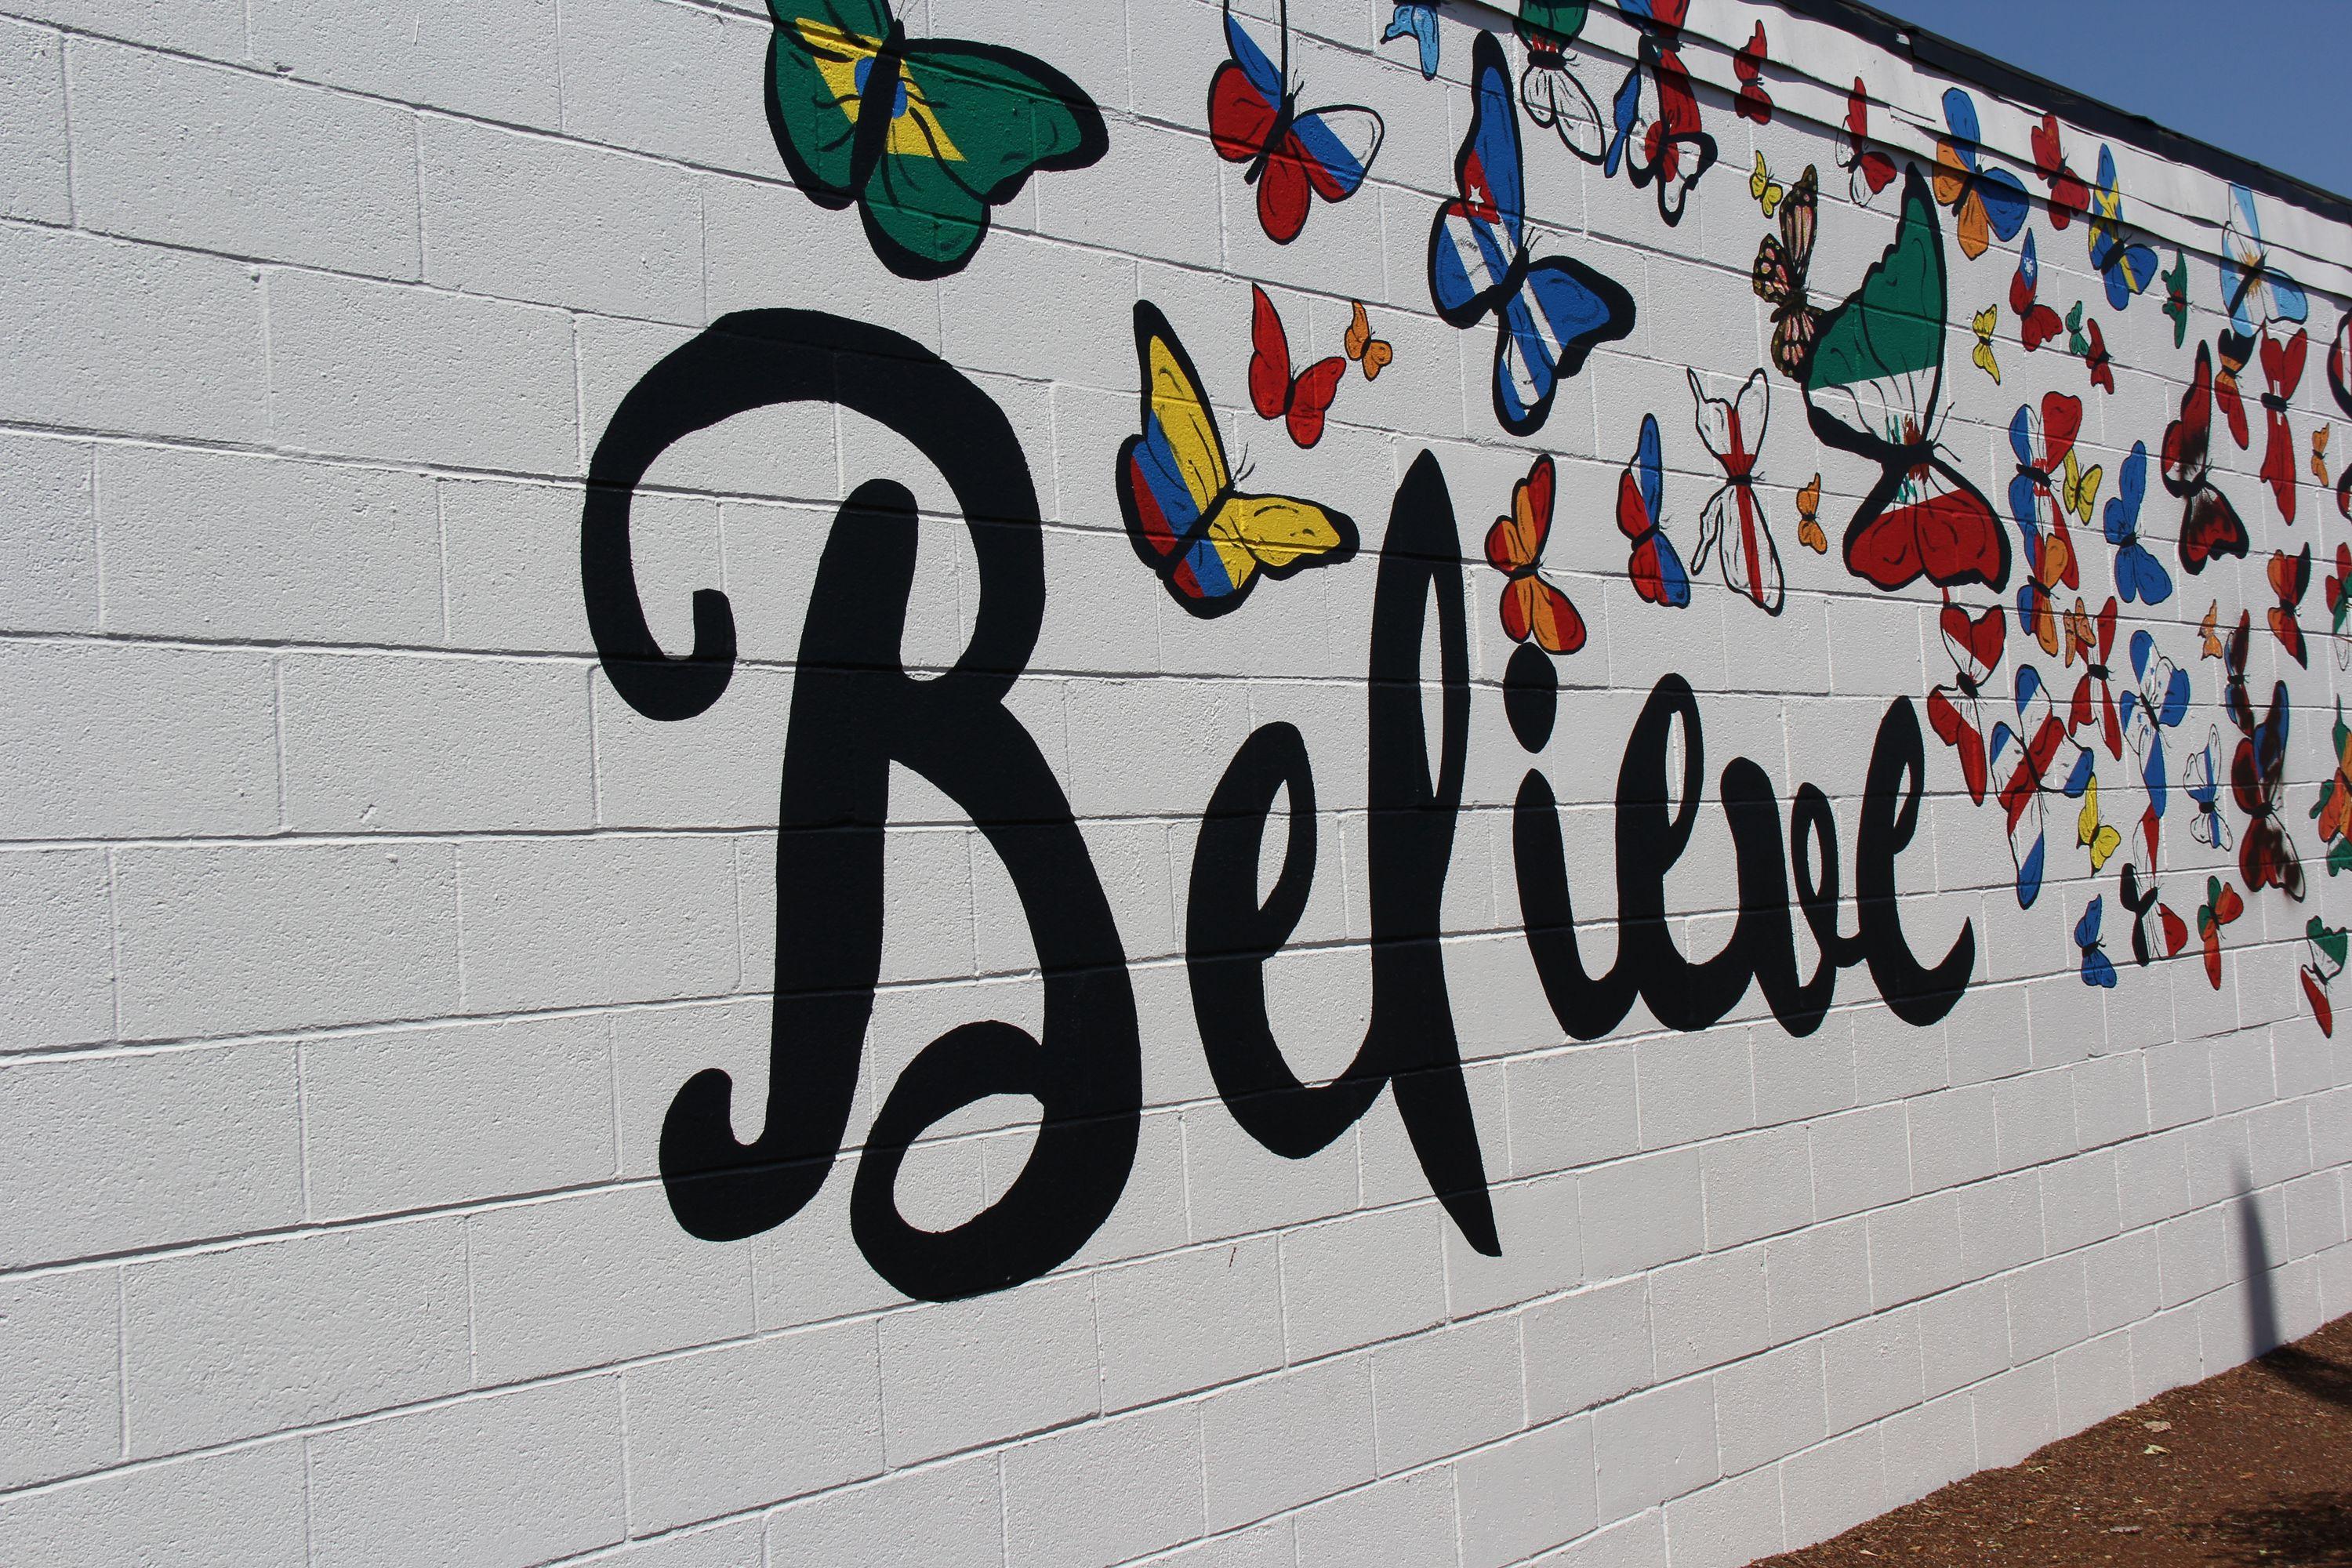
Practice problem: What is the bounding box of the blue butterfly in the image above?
[2087,145,2158,312]
[2077,895,2118,988]
[1381,3,1439,79]
[1934,88,2028,260]
[1429,31,1635,437]
[2103,441,2170,605]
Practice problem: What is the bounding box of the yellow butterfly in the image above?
[2061,447,2103,527]
[2318,424,2333,487]
[1344,300,1393,381]
[1796,472,1825,554]
[2078,773,2122,873]
[1971,307,2000,384]
[1751,151,1784,217]
[1116,303,1358,615]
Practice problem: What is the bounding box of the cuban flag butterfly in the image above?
[2161,343,2250,575]
[1488,452,1589,653]
[1931,88,2028,261]
[2331,310,2352,519]
[1516,1,1608,164]
[1431,31,1636,437]
[2031,112,2088,230]
[2011,230,2063,353]
[1209,0,1385,245]
[2086,146,2158,311]
[2232,681,2304,901]
[1617,412,1692,608]
[1990,662,2092,909]
[2076,895,2117,989]
[1838,78,1896,208]
[2220,183,2308,343]
[2303,919,2347,1036]
[2121,627,2190,836]
[1926,601,2007,804]
[1247,285,1345,449]
[2119,863,2187,967]
[2105,441,2170,606]
[1602,0,1719,227]
[1116,302,1359,617]
[2185,726,2231,852]
[2258,327,2310,521]
[1687,368,1783,613]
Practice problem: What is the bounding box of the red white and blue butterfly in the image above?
[1687,368,1782,613]
[2076,895,2117,989]
[1931,88,2028,260]
[2086,144,2158,312]
[2011,230,2063,353]
[1431,31,1636,437]
[1209,0,1384,245]
[1602,0,1719,227]
[2119,863,2187,968]
[1618,412,1691,608]
[2220,183,2308,343]
[2104,441,2170,606]
[1991,662,2093,909]
[2184,724,2230,852]
[2120,626,2189,856]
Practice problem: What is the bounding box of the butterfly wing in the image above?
[1206,492,1360,590]
[1504,574,1588,655]
[1287,106,1385,203]
[1248,285,1295,420]
[1490,257,1635,437]
[1284,355,1347,448]
[764,5,897,203]
[1429,34,1526,324]
[1209,4,1285,165]
[1521,59,1608,163]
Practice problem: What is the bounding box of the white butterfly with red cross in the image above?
[1686,368,1784,614]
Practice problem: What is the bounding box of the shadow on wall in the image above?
[2235,1169,2352,1414]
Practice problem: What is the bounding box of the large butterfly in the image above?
[1602,0,1719,227]
[2120,627,2189,848]
[1116,302,1358,616]
[2232,681,2304,902]
[1688,368,1782,613]
[1753,165,1821,380]
[1247,285,1345,448]
[1487,452,1588,654]
[2184,725,2231,852]
[2330,311,2352,520]
[2220,183,2308,343]
[1516,1,1607,163]
[2010,230,2063,354]
[2075,895,2117,989]
[2104,441,2170,606]
[2031,112,2088,230]
[1210,0,1385,245]
[2161,343,2250,575]
[763,0,1109,279]
[2085,144,2158,312]
[1932,88,2029,261]
[2197,876,2243,990]
[1431,31,1635,437]
[1926,601,2006,805]
[1804,166,2009,594]
[2258,327,2310,521]
[1617,412,1692,609]
[1990,662,2092,909]
[2118,862,2186,968]
[1838,78,1896,208]
[2270,543,2312,669]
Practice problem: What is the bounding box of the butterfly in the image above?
[1751,152,1784,217]
[1795,474,1825,554]
[2120,626,2190,848]
[2310,701,2352,850]
[2011,230,2063,353]
[2213,330,2255,452]
[2085,145,2158,311]
[1926,601,2007,804]
[1343,301,1392,381]
[2031,111,2089,229]
[1432,31,1636,437]
[1116,301,1359,617]
[1618,411,1692,608]
[1932,88,2029,260]
[1837,78,1896,207]
[1210,0,1385,245]
[1971,307,2001,384]
[2303,918,2347,1036]
[2232,680,2304,901]
[762,0,1109,281]
[2197,876,2243,989]
[2200,601,2223,660]
[2066,595,2122,759]
[2104,442,2170,606]
[1247,285,1345,448]
[1689,368,1783,613]
[2331,311,2352,519]
[1803,167,2010,594]
[2075,894,2118,989]
[1753,165,1821,381]
[2078,314,2114,395]
[2119,862,2187,967]
[2220,607,2256,741]
[2258,327,2309,521]
[2063,450,2102,529]
[2078,771,2123,873]
[2220,183,2308,343]
[2009,393,2082,650]
[2184,726,2231,852]
[1602,0,1719,227]
[2316,424,2332,489]
[2161,251,2191,349]
[2330,543,2352,672]
[1488,452,1588,653]
[1733,21,1772,125]
[2161,343,2250,575]
[1381,3,1440,79]
[1990,662,2092,909]
[2269,543,2312,668]
[2016,519,2074,659]
[1515,1,1607,164]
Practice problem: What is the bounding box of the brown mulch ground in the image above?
[1759,1312,2352,1566]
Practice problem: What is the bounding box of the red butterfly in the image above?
[1247,285,1345,448]
[1733,22,1771,124]
[2215,331,2254,450]
[2258,327,2309,521]
[2065,594,2122,759]
[2081,318,2114,394]
[2232,681,2304,901]
[2329,310,2352,520]
[1838,78,1896,205]
[2270,543,2311,669]
[2010,231,2063,353]
[1926,600,2006,804]
[2031,112,2089,229]
[1486,454,1586,655]
[2162,342,2250,575]
[2198,876,2243,989]
[1209,0,1385,245]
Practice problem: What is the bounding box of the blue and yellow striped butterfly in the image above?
[1116,303,1358,616]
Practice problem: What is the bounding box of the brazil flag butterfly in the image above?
[1431,31,1635,437]
[1116,302,1359,618]
[1803,165,2010,594]
[1210,0,1385,245]
[763,0,1109,280]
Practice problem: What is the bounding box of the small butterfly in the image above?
[2220,608,2255,739]
[2011,230,2063,353]
[2184,726,2231,851]
[1838,77,1895,207]
[2270,543,2312,669]
[2032,111,2089,229]
[1750,151,1784,217]
[2066,300,2091,358]
[2086,145,2158,311]
[1990,662,2093,908]
[2233,679,2304,901]
[1343,301,1392,381]
[2076,895,2118,989]
[2330,544,2352,672]
[2163,343,2251,576]
[1381,2,1440,79]
[1211,0,1385,245]
[2061,448,2102,528]
[2119,862,2187,967]
[1753,165,1820,380]
[1796,473,1825,554]
[2197,875,2244,989]
[2067,595,2122,760]
[1689,368,1782,614]
[1733,21,1772,125]
[2104,441,2170,606]
[2317,424,2332,488]
[1972,307,2001,383]
[1487,452,1588,653]
[2303,917,2347,1036]
[2200,601,2222,659]
[2161,250,2191,349]
[2120,626,2190,847]
[2258,327,2309,521]
[2079,316,2114,394]
[1933,87,2028,260]
[1248,285,1345,448]
[2215,329,2255,451]
[2078,772,2122,873]
[1117,302,1359,617]
[1927,601,2007,804]
[1619,411,1693,608]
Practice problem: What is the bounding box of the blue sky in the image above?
[1870,0,2351,201]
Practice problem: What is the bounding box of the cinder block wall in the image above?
[2,0,2347,1563]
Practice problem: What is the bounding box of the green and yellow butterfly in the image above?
[764,0,1109,279]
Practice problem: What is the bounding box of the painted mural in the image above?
[581,0,2352,1302]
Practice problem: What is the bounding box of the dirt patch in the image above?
[1758,1312,2352,1566]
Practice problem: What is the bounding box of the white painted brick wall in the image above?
[2,0,2348,1563]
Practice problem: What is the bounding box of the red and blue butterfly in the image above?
[1210,0,1384,245]
[1991,662,2092,909]
[1619,412,1691,608]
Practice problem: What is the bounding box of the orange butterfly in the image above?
[2017,521,2074,657]
[1344,301,1393,380]
[2200,600,2223,659]
[2270,544,2311,668]
[2198,876,2243,989]
[2062,597,2098,666]
[1485,454,1586,655]
[2317,425,2332,488]
[1795,472,1825,553]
